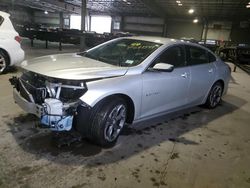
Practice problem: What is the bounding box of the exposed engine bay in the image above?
[10,71,88,131]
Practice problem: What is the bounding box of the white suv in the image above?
[0,11,24,74]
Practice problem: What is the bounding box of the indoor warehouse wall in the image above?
[119,16,203,40]
[0,6,33,24]
[201,20,250,45]
[230,21,250,45]
[165,19,203,40]
[122,16,165,36]
[34,11,60,27]
[9,8,32,23]
[203,21,232,41]
[0,4,69,29]
[33,11,70,28]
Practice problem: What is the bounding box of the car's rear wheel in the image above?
[0,50,9,74]
[205,82,223,108]
[75,97,127,147]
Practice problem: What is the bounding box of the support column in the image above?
[111,16,114,33]
[203,18,209,44]
[163,19,167,37]
[80,0,87,51]
[120,16,124,31]
[89,15,91,31]
[30,9,35,24]
[30,9,35,47]
[59,12,64,51]
[59,12,64,29]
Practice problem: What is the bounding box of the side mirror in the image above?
[152,63,174,72]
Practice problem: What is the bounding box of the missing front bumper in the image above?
[13,89,44,117]
[13,89,75,131]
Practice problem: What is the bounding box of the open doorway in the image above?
[70,15,89,30]
[90,15,112,34]
[70,15,81,30]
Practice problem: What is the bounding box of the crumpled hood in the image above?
[20,53,128,80]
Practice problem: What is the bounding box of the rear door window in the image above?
[185,45,209,65]
[208,52,216,62]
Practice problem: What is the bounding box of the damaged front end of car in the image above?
[9,71,88,131]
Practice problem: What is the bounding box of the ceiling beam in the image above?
[37,0,81,13]
[0,0,81,14]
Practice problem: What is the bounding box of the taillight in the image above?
[15,36,22,43]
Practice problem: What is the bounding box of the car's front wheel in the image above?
[75,97,127,147]
[205,82,223,108]
[0,50,9,74]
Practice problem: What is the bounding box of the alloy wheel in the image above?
[104,104,126,142]
[0,54,6,73]
[209,85,222,107]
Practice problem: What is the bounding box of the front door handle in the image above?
[181,72,188,78]
[208,69,213,73]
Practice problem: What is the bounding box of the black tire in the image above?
[75,97,127,147]
[205,82,223,109]
[0,50,9,74]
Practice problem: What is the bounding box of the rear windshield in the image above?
[0,16,4,26]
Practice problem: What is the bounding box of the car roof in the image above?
[123,36,206,47]
[122,36,216,55]
[0,11,10,18]
[123,36,181,45]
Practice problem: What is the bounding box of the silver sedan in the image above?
[10,36,231,147]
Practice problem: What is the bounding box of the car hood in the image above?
[20,53,128,80]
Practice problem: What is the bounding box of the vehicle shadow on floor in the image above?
[5,94,248,166]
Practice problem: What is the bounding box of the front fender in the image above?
[80,75,142,120]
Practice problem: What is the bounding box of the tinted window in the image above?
[208,52,216,62]
[186,45,209,65]
[153,46,185,67]
[0,16,3,26]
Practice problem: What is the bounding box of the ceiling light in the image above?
[247,4,250,8]
[44,10,48,14]
[176,1,181,3]
[188,9,194,14]
[127,2,131,5]
[193,18,198,23]
[178,3,183,6]
[123,0,127,2]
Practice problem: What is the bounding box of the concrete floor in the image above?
[0,39,250,188]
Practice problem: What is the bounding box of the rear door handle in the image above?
[208,69,213,73]
[181,72,188,78]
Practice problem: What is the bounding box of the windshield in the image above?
[81,39,162,67]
